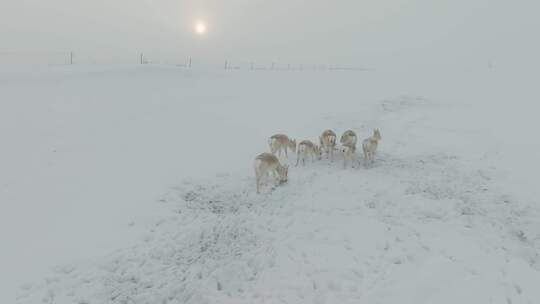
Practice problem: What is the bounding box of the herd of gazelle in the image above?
[255,129,382,193]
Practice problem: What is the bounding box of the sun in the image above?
[195,21,207,35]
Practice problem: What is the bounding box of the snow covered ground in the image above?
[2,64,539,303]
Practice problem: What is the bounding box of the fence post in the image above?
[140,53,143,64]
[70,51,73,65]
[188,57,192,68]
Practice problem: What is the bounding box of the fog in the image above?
[3,1,540,303]
[2,0,539,68]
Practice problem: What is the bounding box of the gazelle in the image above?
[268,134,297,158]
[339,130,359,168]
[340,130,357,147]
[362,129,382,164]
[295,140,322,166]
[319,129,337,161]
[254,153,289,193]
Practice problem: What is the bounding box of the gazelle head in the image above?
[289,139,297,153]
[373,129,381,141]
[277,164,289,183]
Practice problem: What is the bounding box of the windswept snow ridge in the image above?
[16,95,540,304]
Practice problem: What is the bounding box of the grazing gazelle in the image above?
[340,130,357,147]
[339,144,360,169]
[362,129,382,164]
[268,134,297,158]
[295,140,322,166]
[254,152,289,193]
[319,129,337,161]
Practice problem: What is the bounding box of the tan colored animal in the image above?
[268,134,297,158]
[254,153,289,193]
[339,144,360,169]
[340,130,357,147]
[319,129,337,161]
[362,129,382,164]
[295,140,322,166]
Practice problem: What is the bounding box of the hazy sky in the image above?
[2,0,539,66]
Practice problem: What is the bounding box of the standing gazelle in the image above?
[254,153,289,193]
[319,129,337,161]
[340,130,359,168]
[362,129,382,164]
[296,140,321,166]
[268,134,297,158]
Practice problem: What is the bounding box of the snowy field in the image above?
[2,64,540,303]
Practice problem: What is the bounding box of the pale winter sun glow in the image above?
[195,22,207,35]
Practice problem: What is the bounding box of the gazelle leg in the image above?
[272,170,279,185]
[255,168,261,193]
